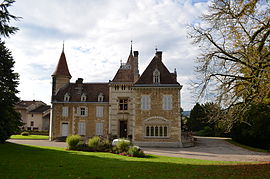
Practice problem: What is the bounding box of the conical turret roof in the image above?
[52,51,72,78]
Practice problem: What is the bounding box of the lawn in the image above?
[10,135,49,140]
[226,139,268,153]
[0,143,270,179]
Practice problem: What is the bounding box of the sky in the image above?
[5,0,210,111]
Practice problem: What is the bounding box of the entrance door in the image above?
[119,121,127,138]
[61,123,69,136]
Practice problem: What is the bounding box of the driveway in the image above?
[8,136,270,162]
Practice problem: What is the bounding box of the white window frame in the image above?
[141,95,151,110]
[96,106,104,118]
[153,69,160,84]
[77,106,88,117]
[62,107,69,117]
[96,123,103,136]
[78,121,86,135]
[98,93,104,102]
[64,93,70,102]
[163,95,172,110]
[81,93,87,102]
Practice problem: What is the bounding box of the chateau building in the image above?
[50,45,183,147]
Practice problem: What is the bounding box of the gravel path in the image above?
[8,136,270,162]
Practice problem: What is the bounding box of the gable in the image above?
[135,54,179,85]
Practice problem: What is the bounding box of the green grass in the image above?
[226,139,269,153]
[10,135,49,140]
[0,143,270,179]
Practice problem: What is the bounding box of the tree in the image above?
[187,103,206,131]
[189,0,270,125]
[0,0,21,143]
[0,0,19,37]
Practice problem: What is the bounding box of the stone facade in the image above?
[50,46,183,147]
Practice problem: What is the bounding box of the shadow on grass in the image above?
[0,142,269,179]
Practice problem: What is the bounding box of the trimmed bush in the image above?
[21,132,29,136]
[115,139,130,153]
[88,136,102,151]
[127,147,145,157]
[66,135,81,150]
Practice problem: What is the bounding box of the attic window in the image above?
[64,93,70,102]
[98,93,104,102]
[153,69,160,84]
[81,94,87,102]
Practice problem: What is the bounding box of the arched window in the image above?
[153,69,160,84]
[64,93,70,102]
[98,93,104,102]
[81,93,87,102]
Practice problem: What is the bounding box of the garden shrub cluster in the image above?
[66,135,145,157]
[21,131,29,136]
[66,135,81,150]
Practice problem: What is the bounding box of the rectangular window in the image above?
[96,123,103,136]
[77,107,88,116]
[163,95,172,110]
[141,95,151,110]
[78,121,86,135]
[30,121,34,126]
[119,99,128,110]
[96,106,104,117]
[62,107,69,117]
[145,126,168,137]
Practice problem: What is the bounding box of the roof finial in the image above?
[129,40,133,54]
[62,41,65,52]
[155,45,158,53]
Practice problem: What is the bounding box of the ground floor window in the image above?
[96,123,103,136]
[78,121,86,136]
[145,125,168,137]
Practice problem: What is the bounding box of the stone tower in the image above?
[51,49,72,97]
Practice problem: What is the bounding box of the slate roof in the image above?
[52,51,72,78]
[135,52,180,85]
[15,100,45,109]
[54,83,109,102]
[112,53,135,82]
[30,105,51,113]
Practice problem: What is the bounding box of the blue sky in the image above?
[6,0,210,111]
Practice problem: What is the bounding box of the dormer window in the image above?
[98,93,104,102]
[64,93,70,102]
[81,93,87,102]
[153,69,160,84]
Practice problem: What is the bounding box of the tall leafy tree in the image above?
[0,0,21,143]
[189,0,270,124]
[187,103,206,131]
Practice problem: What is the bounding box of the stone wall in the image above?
[133,87,182,147]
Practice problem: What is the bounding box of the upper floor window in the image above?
[64,93,70,102]
[141,95,151,110]
[163,95,172,110]
[77,106,88,116]
[96,106,104,117]
[119,99,128,110]
[98,93,104,102]
[153,69,160,84]
[81,93,87,102]
[62,107,69,117]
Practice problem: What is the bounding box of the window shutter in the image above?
[76,107,80,116]
[147,96,151,110]
[96,123,103,135]
[168,96,172,110]
[85,107,88,116]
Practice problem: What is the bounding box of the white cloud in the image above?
[6,0,209,110]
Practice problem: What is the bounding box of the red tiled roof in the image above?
[52,51,72,78]
[135,54,179,85]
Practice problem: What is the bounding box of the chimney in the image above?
[156,51,162,60]
[133,51,139,82]
[76,78,83,84]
